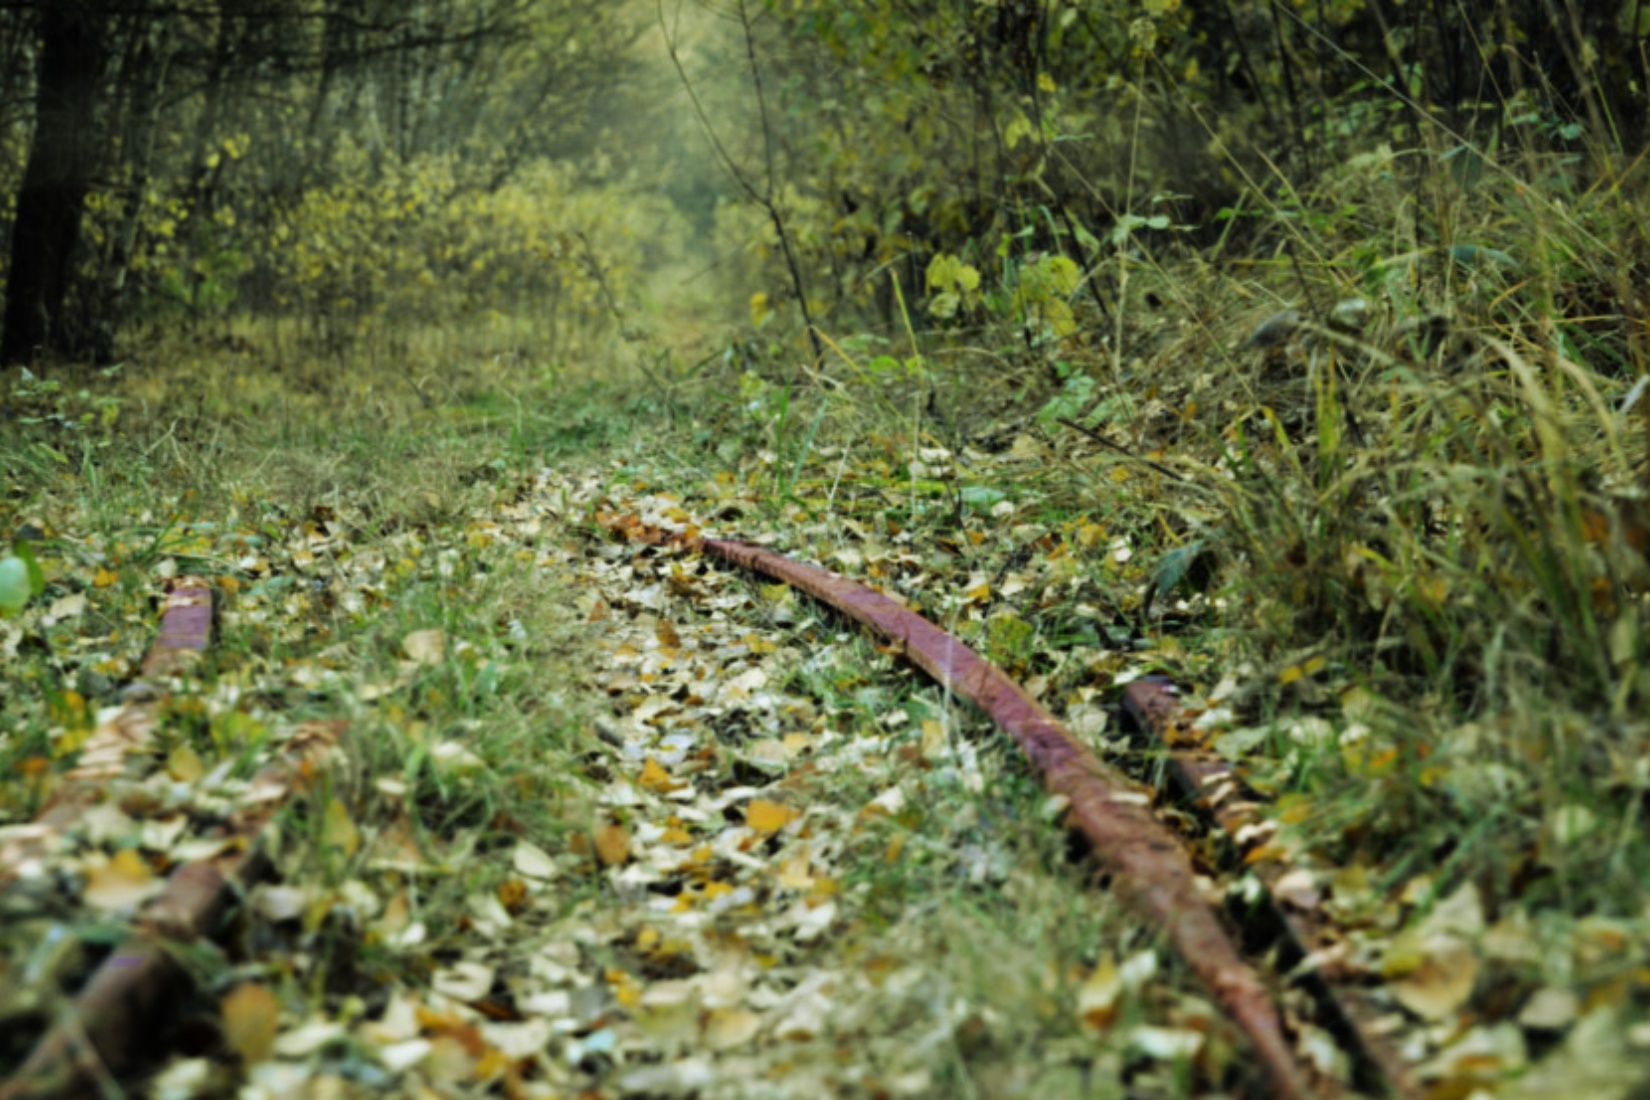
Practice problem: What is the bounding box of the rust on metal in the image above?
[1123,677,1417,1100]
[2,583,216,890]
[684,533,1316,1100]
[0,720,347,1100]
[141,579,214,678]
[0,565,340,1100]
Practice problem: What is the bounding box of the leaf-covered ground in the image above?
[4,350,1650,1099]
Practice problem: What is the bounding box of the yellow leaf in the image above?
[497,878,527,914]
[167,743,205,782]
[221,983,281,1063]
[92,567,120,588]
[322,798,360,859]
[920,719,947,759]
[1003,112,1034,150]
[83,849,159,912]
[595,822,632,866]
[1388,937,1477,1021]
[1279,797,1314,824]
[746,799,800,835]
[1421,575,1449,606]
[639,756,683,793]
[48,690,88,729]
[474,1048,512,1081]
[1077,954,1122,1030]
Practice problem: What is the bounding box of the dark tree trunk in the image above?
[1,4,106,367]
[82,15,169,364]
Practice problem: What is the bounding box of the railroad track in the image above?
[2,525,1420,1098]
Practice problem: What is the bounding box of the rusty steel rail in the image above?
[1,580,214,891]
[0,573,347,1099]
[1124,677,1417,1100]
[0,719,347,1100]
[596,511,1319,1099]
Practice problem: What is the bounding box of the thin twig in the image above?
[657,0,824,368]
[1055,416,1190,482]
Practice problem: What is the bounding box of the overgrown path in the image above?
[0,444,1315,1097]
[1,375,1643,1100]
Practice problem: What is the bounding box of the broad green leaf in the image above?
[0,544,45,616]
[1152,540,1212,599]
[1448,243,1516,269]
[0,557,32,615]
[959,486,1007,512]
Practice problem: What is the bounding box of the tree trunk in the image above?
[85,16,169,364]
[1,4,106,367]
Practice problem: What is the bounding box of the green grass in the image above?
[2,340,1264,1098]
[0,351,612,1069]
[7,98,1650,1096]
[625,109,1650,1091]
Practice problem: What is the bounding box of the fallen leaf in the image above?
[273,1019,346,1058]
[1077,954,1123,1030]
[746,798,800,835]
[497,878,528,913]
[639,756,684,793]
[166,742,205,782]
[595,822,632,866]
[222,983,282,1063]
[403,628,446,665]
[433,961,496,1002]
[83,849,161,912]
[47,592,86,620]
[322,797,360,859]
[1129,1025,1205,1061]
[1389,936,1477,1021]
[1519,987,1580,1031]
[705,1008,762,1050]
[1503,1010,1647,1099]
[512,841,558,880]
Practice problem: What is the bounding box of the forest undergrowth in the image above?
[6,4,1650,1094]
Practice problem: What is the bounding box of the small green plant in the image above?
[0,542,44,617]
